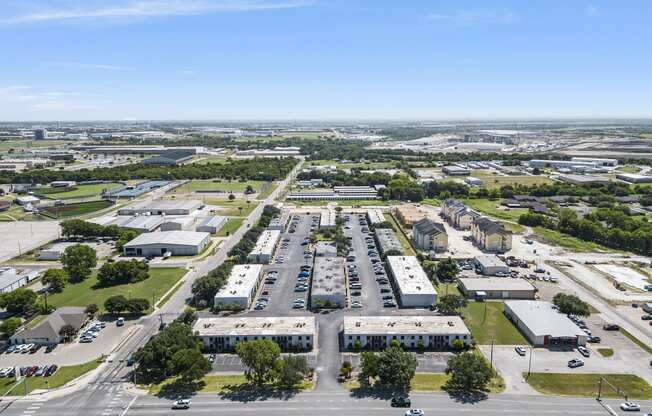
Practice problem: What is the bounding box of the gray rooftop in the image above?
[505,300,585,338]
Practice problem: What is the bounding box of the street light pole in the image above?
[527,346,533,378]
[490,339,494,371]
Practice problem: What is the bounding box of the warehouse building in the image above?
[442,165,470,176]
[160,216,196,231]
[247,229,281,264]
[386,256,437,308]
[411,218,448,252]
[267,210,290,231]
[374,228,403,255]
[557,174,611,185]
[38,242,76,261]
[121,215,165,232]
[213,264,264,310]
[528,159,597,171]
[118,199,201,216]
[123,231,210,257]
[617,173,652,183]
[311,257,346,308]
[143,150,195,166]
[570,157,618,167]
[319,208,337,229]
[343,316,471,350]
[195,216,227,234]
[194,316,316,352]
[504,301,587,347]
[366,208,386,225]
[473,255,510,275]
[0,267,40,293]
[104,180,170,199]
[458,278,536,300]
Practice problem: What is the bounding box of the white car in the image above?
[172,399,191,409]
[405,410,425,416]
[515,346,526,356]
[621,402,641,411]
[577,346,590,357]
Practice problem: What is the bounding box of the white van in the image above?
[116,317,125,327]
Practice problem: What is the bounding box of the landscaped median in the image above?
[146,374,315,395]
[344,372,505,393]
[0,357,102,396]
[523,373,652,399]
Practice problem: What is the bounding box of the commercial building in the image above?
[104,181,171,199]
[143,150,195,166]
[464,177,483,186]
[504,301,587,347]
[366,209,386,225]
[160,216,196,232]
[443,165,470,176]
[528,159,597,171]
[374,228,403,255]
[287,185,379,201]
[267,210,290,231]
[213,264,264,309]
[319,209,337,229]
[194,316,316,352]
[0,267,39,293]
[386,256,437,308]
[16,195,40,206]
[38,242,76,261]
[617,173,652,184]
[315,241,338,257]
[311,256,346,307]
[343,316,471,350]
[118,199,201,216]
[10,307,88,346]
[557,174,611,185]
[570,157,618,167]
[123,231,210,257]
[458,278,536,300]
[473,255,510,275]
[121,215,165,232]
[471,218,512,253]
[248,229,281,264]
[411,218,448,252]
[441,199,480,230]
[195,216,227,234]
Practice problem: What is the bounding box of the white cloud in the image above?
[426,8,518,26]
[0,85,101,113]
[1,0,309,25]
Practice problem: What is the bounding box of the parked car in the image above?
[515,346,526,356]
[577,346,590,357]
[602,324,619,331]
[568,358,584,368]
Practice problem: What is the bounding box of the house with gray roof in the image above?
[411,218,448,252]
[10,307,89,346]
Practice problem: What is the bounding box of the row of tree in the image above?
[61,219,140,252]
[227,205,281,262]
[235,339,312,388]
[104,295,150,315]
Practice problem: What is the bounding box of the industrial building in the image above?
[118,199,201,216]
[213,264,264,309]
[504,301,587,347]
[557,174,611,185]
[411,218,448,252]
[143,150,195,166]
[458,278,536,300]
[193,316,316,352]
[247,230,281,264]
[366,209,386,225]
[617,173,652,183]
[195,216,227,234]
[311,257,347,308]
[343,316,471,350]
[471,218,512,253]
[374,228,403,255]
[570,157,618,167]
[120,215,165,232]
[123,231,210,257]
[267,210,290,231]
[315,241,338,257]
[386,256,437,308]
[104,181,171,199]
[473,255,510,275]
[287,185,379,201]
[464,177,483,186]
[0,267,39,294]
[38,242,76,261]
[160,216,196,232]
[442,165,470,176]
[319,209,337,229]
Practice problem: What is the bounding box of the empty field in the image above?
[462,198,528,222]
[33,183,122,200]
[209,199,259,216]
[41,200,114,218]
[461,301,527,345]
[525,373,652,399]
[480,175,554,189]
[216,218,245,236]
[171,180,267,194]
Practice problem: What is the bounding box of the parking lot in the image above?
[207,352,317,372]
[340,351,451,372]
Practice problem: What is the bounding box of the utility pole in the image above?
[527,346,533,377]
[490,339,494,371]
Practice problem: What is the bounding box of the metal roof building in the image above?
[213,264,264,310]
[386,256,437,307]
[247,229,281,264]
[0,267,40,294]
[160,216,196,232]
[118,199,201,216]
[194,316,315,352]
[474,255,510,275]
[504,300,587,347]
[121,215,164,232]
[311,257,346,308]
[123,231,210,257]
[343,315,471,350]
[458,278,536,300]
[195,216,227,234]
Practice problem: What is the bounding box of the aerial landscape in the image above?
[1,1,652,416]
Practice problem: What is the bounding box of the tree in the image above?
[552,293,590,317]
[435,258,459,282]
[445,352,492,392]
[358,351,379,385]
[126,298,150,315]
[0,317,22,336]
[104,295,129,315]
[235,339,281,385]
[98,260,149,287]
[375,346,417,391]
[0,288,37,316]
[85,304,99,316]
[59,324,77,342]
[340,361,353,379]
[42,269,67,293]
[171,348,212,385]
[244,185,255,194]
[277,355,310,388]
[228,194,236,201]
[60,244,97,283]
[452,339,465,351]
[437,294,468,315]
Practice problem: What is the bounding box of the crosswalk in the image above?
[20,398,46,416]
[99,384,126,416]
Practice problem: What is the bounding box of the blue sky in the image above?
[0,0,651,121]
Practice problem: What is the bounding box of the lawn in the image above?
[171,180,267,194]
[190,156,229,165]
[33,183,122,200]
[499,220,526,234]
[533,227,614,253]
[461,301,527,345]
[0,357,102,396]
[597,348,614,357]
[217,218,245,236]
[479,175,554,190]
[524,373,652,399]
[462,199,528,222]
[0,139,75,151]
[46,267,187,313]
[41,200,114,219]
[386,213,416,256]
[148,374,314,394]
[346,372,504,393]
[211,199,259,216]
[421,198,441,207]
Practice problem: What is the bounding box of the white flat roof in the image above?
[250,230,281,257]
[475,255,508,268]
[367,209,385,224]
[459,278,535,292]
[123,199,201,212]
[344,315,469,336]
[320,209,336,226]
[124,231,210,247]
[214,264,263,300]
[505,300,585,338]
[386,256,437,297]
[162,216,196,227]
[312,256,345,296]
[194,316,315,337]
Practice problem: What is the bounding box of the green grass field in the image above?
[533,227,614,252]
[597,348,614,357]
[525,373,652,399]
[41,200,113,218]
[171,180,267,194]
[33,183,122,200]
[0,357,101,395]
[421,198,441,207]
[217,218,245,236]
[462,199,528,222]
[346,372,504,393]
[0,139,76,151]
[46,267,186,313]
[386,214,416,256]
[461,301,527,345]
[210,199,259,216]
[479,175,554,189]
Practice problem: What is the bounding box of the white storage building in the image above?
[319,209,336,229]
[160,216,196,231]
[195,216,227,234]
[213,264,264,309]
[118,199,201,216]
[386,256,437,308]
[474,255,510,275]
[121,215,164,232]
[366,209,386,225]
[0,267,40,294]
[311,257,346,308]
[504,300,587,347]
[123,231,210,257]
[458,278,536,300]
[38,242,76,261]
[247,230,281,264]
